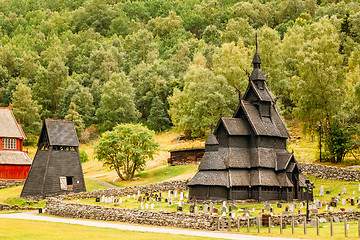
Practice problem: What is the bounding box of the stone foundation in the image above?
[0,180,25,189]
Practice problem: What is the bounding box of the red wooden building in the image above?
[0,106,32,180]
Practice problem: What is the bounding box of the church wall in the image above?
[228,136,250,148]
[256,136,286,149]
[217,126,228,148]
[189,185,228,200]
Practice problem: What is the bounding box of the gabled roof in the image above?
[276,172,294,187]
[276,152,293,171]
[250,169,280,186]
[205,133,219,145]
[41,119,79,147]
[215,117,251,136]
[243,80,273,102]
[240,101,290,138]
[0,151,32,165]
[0,107,26,139]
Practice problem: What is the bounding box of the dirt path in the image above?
[0,212,301,240]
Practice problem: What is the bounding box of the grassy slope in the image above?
[0,218,217,240]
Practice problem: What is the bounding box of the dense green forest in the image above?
[0,0,359,162]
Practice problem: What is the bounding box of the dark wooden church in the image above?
[21,119,86,198]
[188,45,312,202]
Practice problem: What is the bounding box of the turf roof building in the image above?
[21,119,86,198]
[188,45,311,202]
[0,106,32,180]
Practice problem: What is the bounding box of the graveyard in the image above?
[64,175,360,218]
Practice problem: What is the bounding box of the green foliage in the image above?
[168,53,238,138]
[147,96,171,131]
[11,83,41,137]
[96,72,139,132]
[79,149,89,163]
[65,102,85,137]
[95,123,159,180]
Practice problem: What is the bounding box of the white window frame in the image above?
[2,138,16,150]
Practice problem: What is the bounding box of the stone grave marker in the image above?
[159,192,162,198]
[282,211,290,215]
[177,206,183,212]
[221,206,227,213]
[213,208,218,215]
[351,198,355,206]
[346,208,354,212]
[298,210,302,214]
[170,190,174,195]
[299,202,303,209]
[231,211,236,218]
[189,205,194,213]
[185,192,189,198]
[264,203,271,211]
[320,185,324,196]
[101,195,105,203]
[133,194,136,199]
[151,203,154,210]
[174,191,178,199]
[325,205,328,211]
[141,202,144,210]
[150,193,153,197]
[95,197,100,202]
[354,190,356,195]
[180,192,184,201]
[145,193,149,197]
[342,187,347,194]
[194,206,198,213]
[155,194,158,198]
[342,199,346,205]
[146,197,150,202]
[223,201,226,207]
[157,202,161,207]
[199,206,203,211]
[204,204,208,213]
[119,198,123,203]
[319,218,327,223]
[277,203,282,208]
[150,198,153,204]
[326,190,331,194]
[222,212,226,216]
[178,201,182,207]
[333,217,340,223]
[137,190,141,198]
[145,203,149,209]
[330,206,334,212]
[168,190,171,199]
[210,202,214,213]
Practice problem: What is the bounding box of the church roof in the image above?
[187,170,229,187]
[217,117,251,135]
[198,151,226,170]
[205,133,219,145]
[42,119,79,147]
[0,151,32,165]
[0,107,26,139]
[241,101,290,138]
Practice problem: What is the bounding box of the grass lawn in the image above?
[0,218,219,240]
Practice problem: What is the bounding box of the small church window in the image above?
[2,138,16,149]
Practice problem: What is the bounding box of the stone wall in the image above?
[0,203,38,211]
[299,163,360,181]
[0,180,25,189]
[45,198,360,230]
[62,180,188,200]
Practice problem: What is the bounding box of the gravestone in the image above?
[180,192,184,201]
[299,202,303,209]
[329,206,334,212]
[325,205,328,211]
[199,206,203,211]
[354,190,356,195]
[319,218,327,223]
[137,190,141,198]
[141,202,144,210]
[151,203,154,210]
[145,203,149,209]
[174,191,178,199]
[213,208,219,215]
[223,201,226,207]
[185,192,189,198]
[146,197,150,202]
[326,190,331,194]
[277,203,282,208]
[333,217,340,223]
[145,193,149,197]
[221,206,227,213]
[157,202,161,207]
[189,205,195,213]
[351,198,355,206]
[342,187,346,194]
[282,211,290,215]
[133,194,136,199]
[320,185,324,196]
[330,201,337,207]
[165,198,168,203]
[168,190,171,199]
[310,219,317,227]
[177,206,183,212]
[150,198,153,204]
[231,211,236,218]
[264,203,271,211]
[155,194,158,198]
[210,202,214,213]
[204,204,209,213]
[342,199,346,205]
[194,206,198,213]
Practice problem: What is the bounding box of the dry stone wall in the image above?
[0,180,25,189]
[299,163,360,181]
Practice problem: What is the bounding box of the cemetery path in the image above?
[0,212,301,240]
[87,177,121,189]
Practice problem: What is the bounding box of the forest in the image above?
[0,0,359,162]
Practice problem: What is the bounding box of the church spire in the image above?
[250,33,265,81]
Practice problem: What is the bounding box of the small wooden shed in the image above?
[0,106,32,180]
[21,119,86,198]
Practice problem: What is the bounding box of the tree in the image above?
[147,96,171,131]
[65,102,85,138]
[96,72,139,131]
[95,123,159,180]
[168,53,238,138]
[11,83,41,137]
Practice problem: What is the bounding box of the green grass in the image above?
[84,178,108,192]
[0,218,219,240]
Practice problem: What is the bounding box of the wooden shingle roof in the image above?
[187,170,229,187]
[43,119,79,147]
[0,151,32,165]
